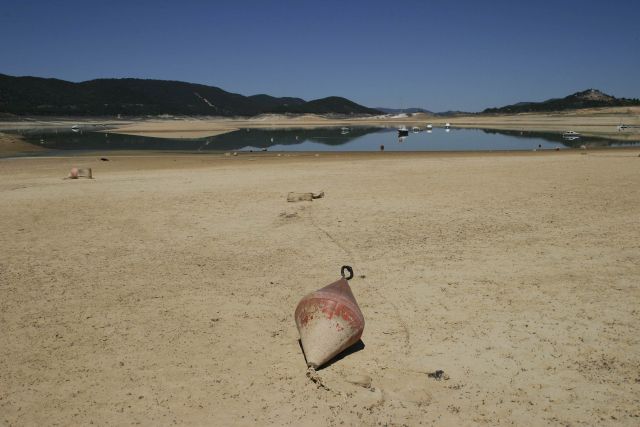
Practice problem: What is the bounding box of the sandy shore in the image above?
[438,107,640,142]
[1,150,639,425]
[0,132,45,156]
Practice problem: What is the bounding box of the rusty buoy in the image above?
[295,266,365,369]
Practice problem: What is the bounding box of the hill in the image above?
[0,74,381,117]
[483,89,640,114]
[375,107,434,115]
[247,94,306,111]
[272,96,381,115]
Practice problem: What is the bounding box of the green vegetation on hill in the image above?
[0,74,381,117]
[271,96,381,115]
[483,89,640,114]
[374,107,434,114]
[247,94,306,111]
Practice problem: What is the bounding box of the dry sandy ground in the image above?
[1,151,639,425]
[0,133,45,156]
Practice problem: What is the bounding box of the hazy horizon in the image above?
[2,0,639,112]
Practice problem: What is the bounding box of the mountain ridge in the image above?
[0,74,381,117]
[2,75,639,117]
[483,89,640,114]
[375,107,434,115]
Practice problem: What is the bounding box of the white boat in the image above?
[71,125,80,132]
[426,124,433,130]
[412,126,420,133]
[562,130,580,138]
[445,122,451,129]
[340,127,350,135]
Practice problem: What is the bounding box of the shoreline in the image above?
[3,145,640,164]
[2,145,638,162]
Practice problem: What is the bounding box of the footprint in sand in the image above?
[377,369,433,406]
[330,369,431,408]
[279,211,299,219]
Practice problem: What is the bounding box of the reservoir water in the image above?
[9,126,639,156]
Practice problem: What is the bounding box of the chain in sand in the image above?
[304,206,412,391]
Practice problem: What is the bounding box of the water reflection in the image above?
[479,128,637,148]
[6,125,638,156]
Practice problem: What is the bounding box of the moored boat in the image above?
[562,130,580,138]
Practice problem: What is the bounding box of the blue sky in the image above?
[1,0,639,111]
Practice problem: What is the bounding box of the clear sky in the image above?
[1,0,639,111]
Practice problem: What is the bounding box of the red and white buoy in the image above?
[295,266,365,369]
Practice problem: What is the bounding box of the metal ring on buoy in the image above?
[341,265,354,280]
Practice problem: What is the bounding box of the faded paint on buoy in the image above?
[295,266,364,369]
